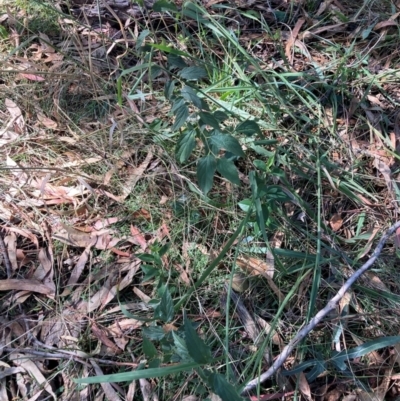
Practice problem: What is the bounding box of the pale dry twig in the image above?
[242,220,400,395]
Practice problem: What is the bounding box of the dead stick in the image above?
[241,220,400,395]
[0,230,12,278]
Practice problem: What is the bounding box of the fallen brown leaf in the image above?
[0,279,54,295]
[298,372,312,401]
[129,225,147,250]
[132,208,152,220]
[91,323,121,354]
[120,149,153,200]
[34,247,56,294]
[5,98,24,132]
[236,255,274,278]
[329,213,343,232]
[61,242,94,296]
[285,18,306,64]
[90,360,122,401]
[10,352,57,400]
[4,232,18,272]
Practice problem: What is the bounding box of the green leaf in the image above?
[150,43,189,57]
[172,331,191,361]
[216,158,240,185]
[176,130,196,163]
[253,159,267,171]
[136,29,150,51]
[332,336,400,368]
[141,265,159,282]
[168,54,188,69]
[213,111,229,122]
[235,120,261,136]
[120,303,155,322]
[149,359,161,369]
[172,103,189,131]
[158,242,171,257]
[209,134,244,157]
[184,315,212,364]
[282,359,325,376]
[155,287,175,322]
[250,145,275,157]
[181,86,208,110]
[143,336,158,359]
[137,253,157,263]
[197,154,217,194]
[171,97,185,112]
[150,65,163,79]
[143,326,166,341]
[152,0,178,12]
[265,185,292,202]
[199,112,220,130]
[164,80,176,100]
[207,372,243,401]
[238,198,252,212]
[74,361,201,384]
[178,66,207,80]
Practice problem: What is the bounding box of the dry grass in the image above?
[1,0,400,400]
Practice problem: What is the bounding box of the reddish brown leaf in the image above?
[329,213,343,232]
[132,208,151,220]
[91,323,121,354]
[129,225,147,250]
[111,248,131,257]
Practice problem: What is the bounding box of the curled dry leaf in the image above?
[10,352,57,400]
[18,73,45,81]
[298,372,312,401]
[133,287,151,303]
[173,263,191,286]
[37,113,58,129]
[0,279,55,296]
[329,213,343,232]
[129,225,147,250]
[90,360,122,401]
[132,208,152,220]
[5,98,24,132]
[78,260,141,312]
[139,378,153,401]
[236,255,274,278]
[0,130,19,146]
[0,226,39,248]
[357,225,380,259]
[107,318,143,336]
[91,323,121,354]
[93,217,120,230]
[61,242,94,296]
[4,232,18,272]
[120,149,153,200]
[34,247,55,294]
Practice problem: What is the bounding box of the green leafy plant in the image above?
[165,70,250,194]
[282,336,400,391]
[76,293,246,400]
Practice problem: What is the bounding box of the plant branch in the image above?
[241,220,400,395]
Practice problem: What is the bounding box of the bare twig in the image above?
[0,230,12,278]
[241,221,400,395]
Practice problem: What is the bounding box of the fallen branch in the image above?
[0,230,12,278]
[241,221,400,395]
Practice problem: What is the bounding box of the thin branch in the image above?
[241,220,400,395]
[0,230,12,278]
